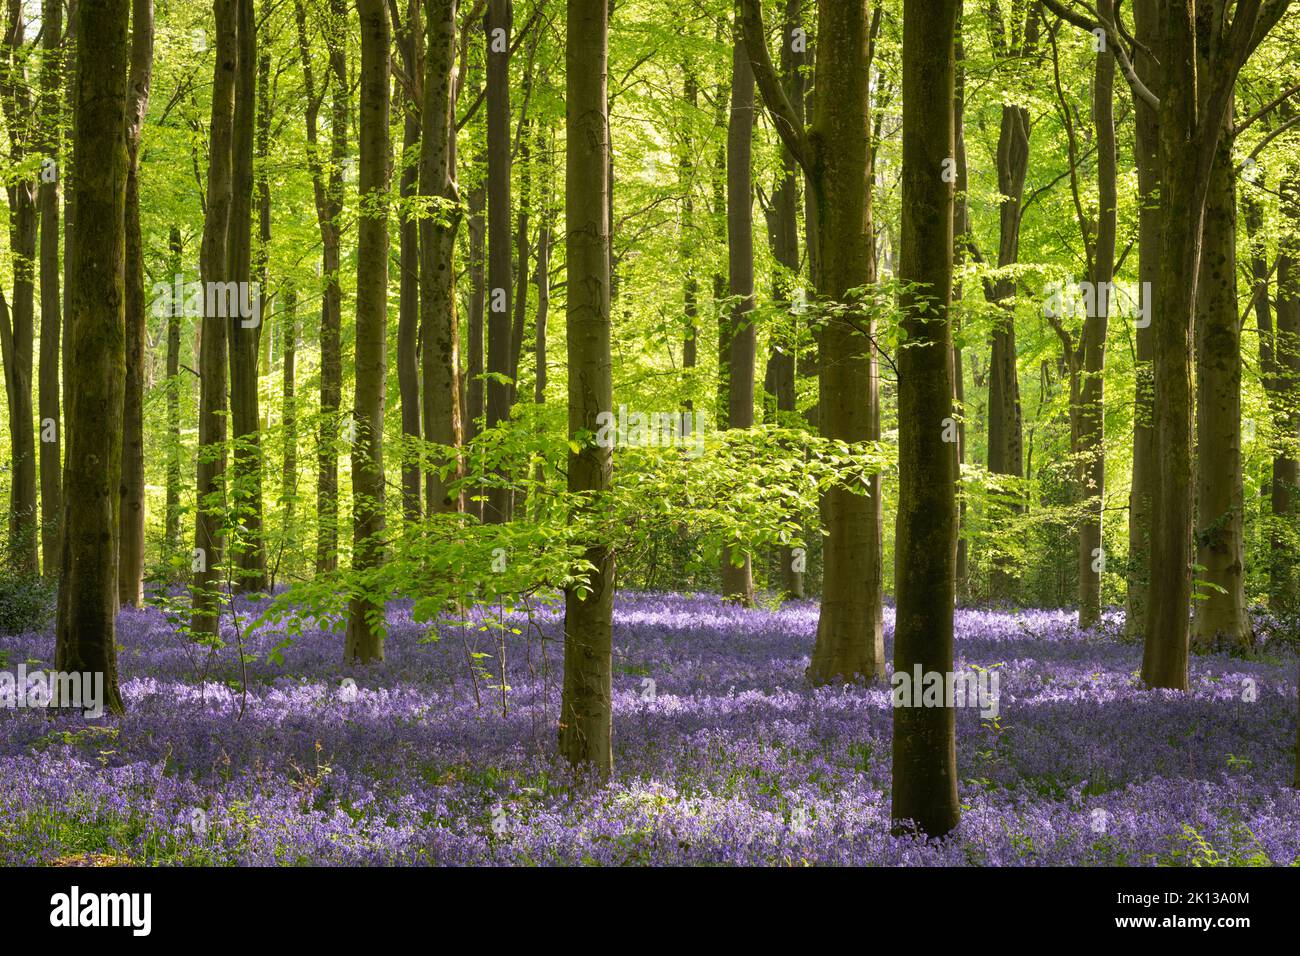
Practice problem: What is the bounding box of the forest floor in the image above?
[1,591,1297,865]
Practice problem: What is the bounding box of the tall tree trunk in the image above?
[1141,0,1267,689]
[1268,171,1300,608]
[345,0,390,664]
[280,285,297,524]
[119,0,154,608]
[1125,0,1160,642]
[559,0,614,775]
[763,0,804,600]
[0,4,39,576]
[193,0,238,640]
[165,227,183,561]
[1076,16,1115,630]
[420,0,464,515]
[892,0,960,837]
[952,18,969,594]
[396,0,423,523]
[741,0,884,680]
[1192,108,1250,651]
[37,0,62,579]
[483,0,514,523]
[464,162,486,519]
[722,23,755,604]
[228,0,267,593]
[56,0,130,714]
[681,73,699,372]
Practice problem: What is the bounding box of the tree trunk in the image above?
[1125,0,1160,642]
[892,0,961,837]
[396,0,423,523]
[1269,173,1300,608]
[1076,20,1115,630]
[1192,108,1250,652]
[722,25,755,604]
[483,0,514,524]
[56,0,130,715]
[764,0,805,601]
[807,0,882,682]
[559,0,614,775]
[345,0,391,664]
[119,0,154,608]
[228,0,267,593]
[192,0,238,640]
[164,227,183,562]
[420,0,464,515]
[37,0,62,579]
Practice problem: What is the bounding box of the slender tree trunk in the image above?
[165,227,183,561]
[764,0,804,600]
[1076,20,1115,630]
[892,0,960,837]
[228,0,267,592]
[396,0,423,523]
[483,0,514,523]
[420,0,464,515]
[193,0,238,640]
[56,0,130,714]
[37,0,62,579]
[118,0,154,607]
[559,0,614,775]
[681,73,699,372]
[1126,0,1160,642]
[345,0,391,664]
[0,4,39,575]
[722,24,755,604]
[280,285,297,529]
[1268,172,1300,608]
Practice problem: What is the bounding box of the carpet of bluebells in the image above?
[1,590,1297,866]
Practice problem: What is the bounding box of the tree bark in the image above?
[37,0,62,579]
[395,0,423,523]
[559,0,614,775]
[420,0,464,515]
[228,0,267,593]
[164,227,184,562]
[119,0,154,608]
[56,0,130,715]
[891,0,961,837]
[483,0,514,523]
[345,0,391,664]
[192,0,238,640]
[1192,107,1251,652]
[722,23,755,604]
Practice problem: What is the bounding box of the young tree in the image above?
[56,0,131,715]
[891,0,961,836]
[345,0,391,664]
[559,0,615,774]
